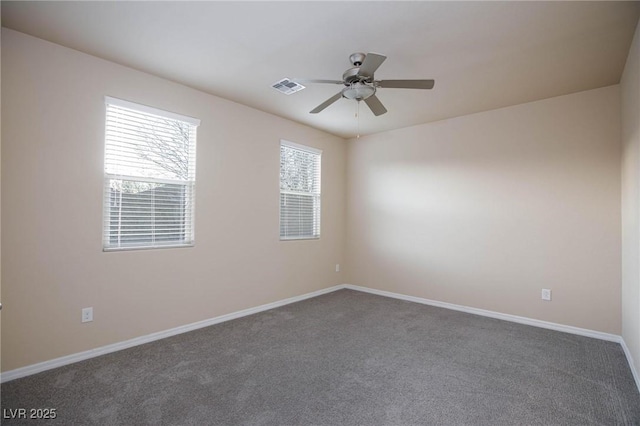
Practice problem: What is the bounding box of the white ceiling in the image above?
[2,1,639,139]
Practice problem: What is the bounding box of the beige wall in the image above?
[1,29,346,371]
[622,19,640,375]
[346,86,622,334]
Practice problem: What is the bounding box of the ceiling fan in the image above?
[294,52,435,116]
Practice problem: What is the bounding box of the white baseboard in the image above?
[619,338,640,392]
[0,285,345,383]
[4,282,639,395]
[343,284,621,342]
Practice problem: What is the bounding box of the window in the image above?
[103,97,199,250]
[280,140,321,240]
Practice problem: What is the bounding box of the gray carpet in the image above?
[2,289,640,425]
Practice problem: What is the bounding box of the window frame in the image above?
[279,140,322,241]
[102,96,200,252]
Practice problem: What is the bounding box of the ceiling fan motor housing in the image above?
[344,52,377,84]
[343,67,368,84]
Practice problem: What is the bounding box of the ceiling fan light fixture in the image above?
[342,82,375,101]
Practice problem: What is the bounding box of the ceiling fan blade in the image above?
[364,94,387,116]
[358,53,387,78]
[310,92,343,114]
[376,79,435,89]
[293,79,344,85]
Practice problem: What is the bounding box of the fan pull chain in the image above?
[356,101,360,139]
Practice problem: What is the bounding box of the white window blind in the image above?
[103,97,199,250]
[280,140,321,240]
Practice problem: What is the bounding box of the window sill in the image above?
[103,243,194,252]
[280,236,320,241]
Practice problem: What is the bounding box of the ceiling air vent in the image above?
[272,78,305,95]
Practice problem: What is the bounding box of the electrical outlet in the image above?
[335,264,340,273]
[541,289,552,301]
[82,307,93,323]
